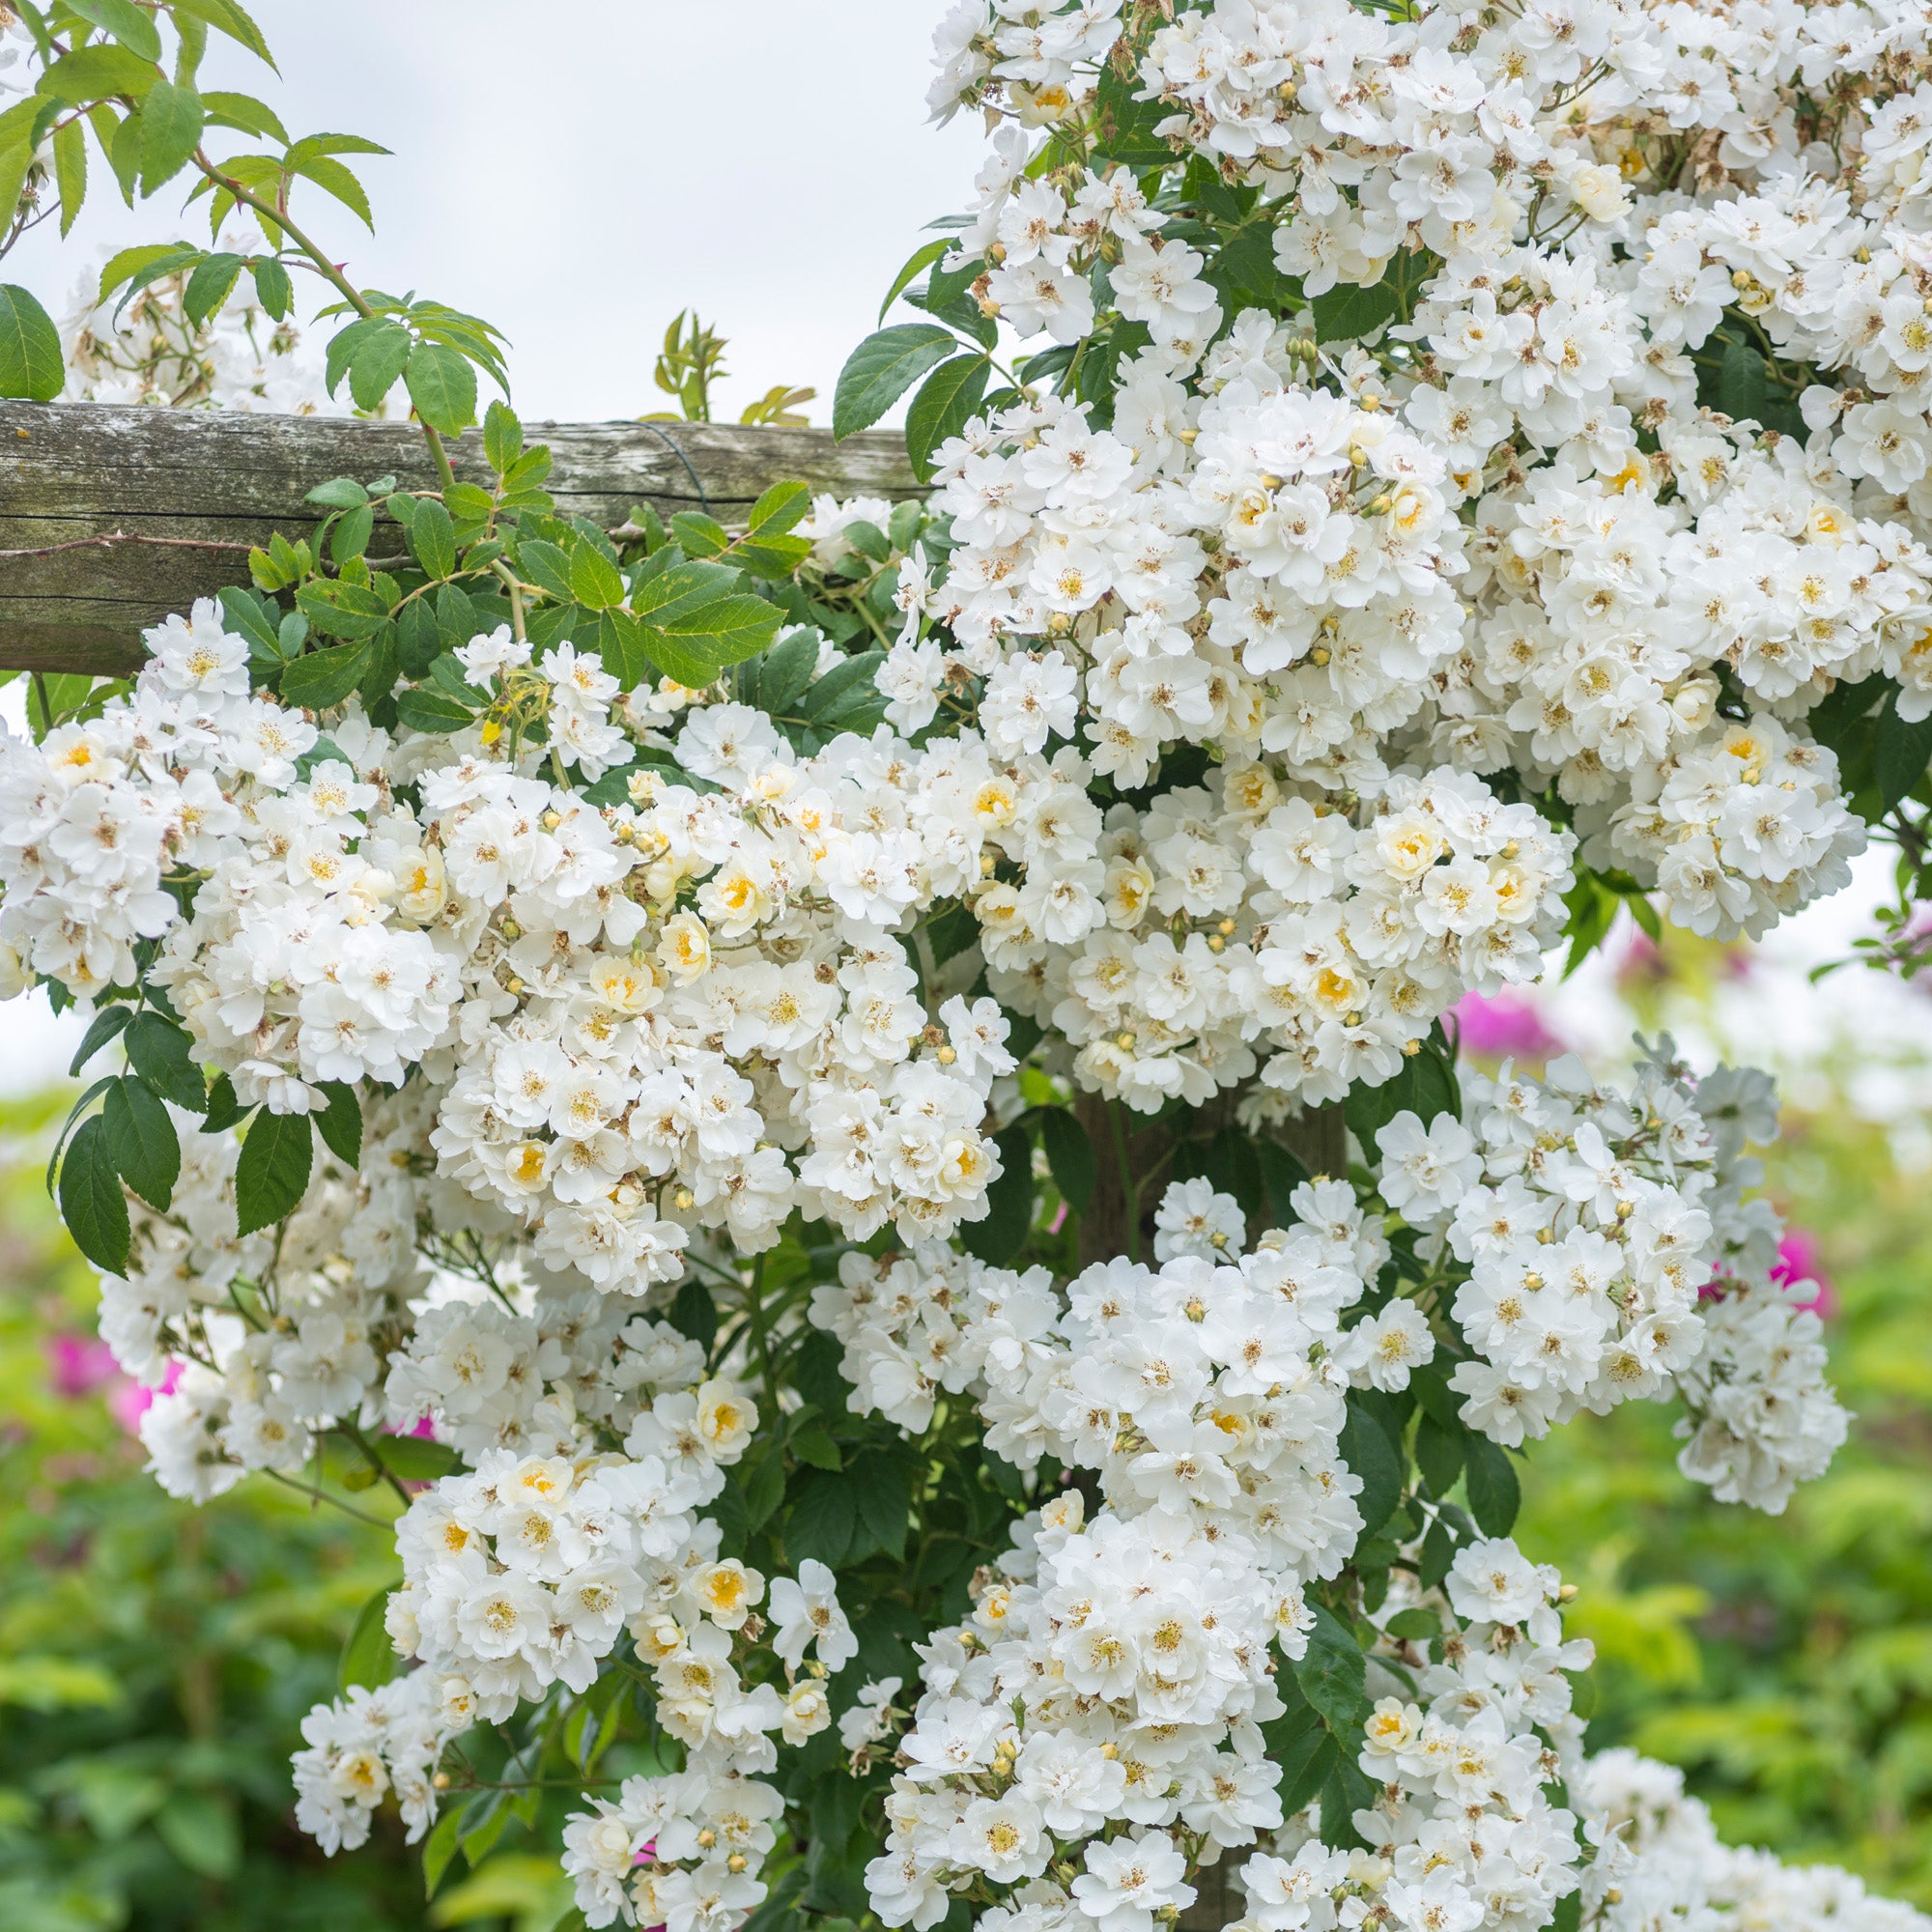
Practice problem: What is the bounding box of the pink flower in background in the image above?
[46,1334,119,1396]
[47,1332,185,1433]
[107,1359,183,1435]
[1449,990,1563,1061]
[1772,1227,1836,1320]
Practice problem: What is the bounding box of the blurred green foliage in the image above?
[0,1091,427,1932]
[1521,1095,1932,1907]
[2,1039,1929,1923]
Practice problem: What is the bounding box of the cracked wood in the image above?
[0,401,919,677]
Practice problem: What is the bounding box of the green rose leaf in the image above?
[59,1114,131,1276]
[234,1108,314,1237]
[832,324,959,440]
[0,286,66,401]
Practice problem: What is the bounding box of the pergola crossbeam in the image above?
[0,403,920,677]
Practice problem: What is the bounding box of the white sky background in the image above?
[3,3,1931,1105]
[8,0,987,424]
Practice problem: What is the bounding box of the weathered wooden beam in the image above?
[0,402,922,678]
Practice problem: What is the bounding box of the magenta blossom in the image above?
[1771,1227,1836,1320]
[108,1358,184,1435]
[1448,990,1563,1061]
[46,1334,119,1397]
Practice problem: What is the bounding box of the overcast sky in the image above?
[11,0,983,425]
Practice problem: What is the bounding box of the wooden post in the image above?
[0,402,920,676]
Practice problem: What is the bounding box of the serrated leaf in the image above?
[330,502,374,566]
[420,1805,463,1899]
[0,286,65,402]
[181,250,242,327]
[513,538,574,602]
[69,1003,133,1077]
[904,352,989,481]
[245,253,290,319]
[1312,278,1398,344]
[1462,1433,1520,1536]
[59,1115,130,1275]
[287,150,373,227]
[338,1584,400,1694]
[279,640,372,711]
[137,79,204,193]
[52,116,86,236]
[631,554,738,620]
[1386,1607,1439,1642]
[791,1426,841,1472]
[1276,1726,1337,1816]
[798,650,885,721]
[1414,1410,1463,1498]
[733,530,810,582]
[102,1075,179,1211]
[748,478,811,539]
[959,1124,1034,1266]
[1038,1106,1094,1214]
[348,321,412,412]
[1876,696,1932,812]
[124,1013,206,1112]
[744,1453,785,1531]
[202,1072,245,1134]
[669,509,732,559]
[202,88,286,140]
[69,0,164,60]
[39,43,161,101]
[1094,61,1173,165]
[1340,1394,1404,1532]
[669,1277,718,1355]
[753,628,818,717]
[569,543,626,611]
[657,592,782,665]
[483,397,523,472]
[234,1107,312,1236]
[880,238,950,321]
[213,585,283,667]
[1321,1753,1380,1852]
[379,1436,460,1481]
[296,578,390,642]
[784,1473,856,1569]
[851,1455,912,1562]
[1293,1604,1370,1729]
[408,497,457,581]
[305,475,369,511]
[173,0,276,67]
[832,324,959,440]
[394,687,476,733]
[405,341,477,436]
[315,1082,362,1168]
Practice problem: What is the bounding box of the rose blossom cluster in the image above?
[916,0,1932,945]
[554,1556,857,1931]
[1372,1038,1847,1512]
[867,1508,1594,1932]
[14,0,1932,1918]
[1576,1748,1932,1932]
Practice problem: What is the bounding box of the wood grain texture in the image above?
[0,402,921,676]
